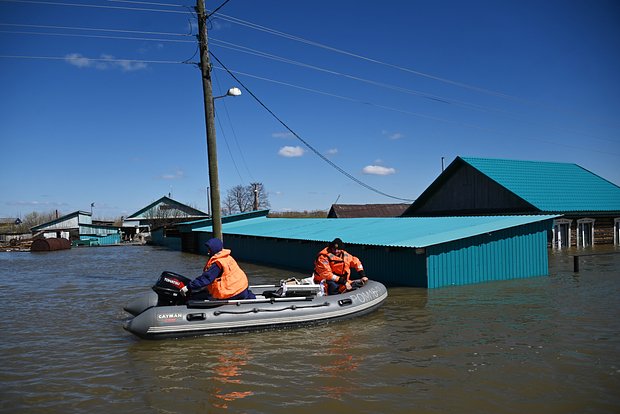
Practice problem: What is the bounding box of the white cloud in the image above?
[65,53,147,72]
[278,146,305,157]
[326,148,338,155]
[362,165,396,175]
[272,132,294,139]
[382,130,405,140]
[65,53,91,68]
[7,200,68,207]
[160,169,185,180]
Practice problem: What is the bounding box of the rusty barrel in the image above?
[30,238,71,252]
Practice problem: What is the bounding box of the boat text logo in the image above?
[353,287,381,303]
[158,313,183,321]
[164,277,183,288]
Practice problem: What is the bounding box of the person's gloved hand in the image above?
[338,276,347,285]
[358,269,366,278]
[180,286,189,296]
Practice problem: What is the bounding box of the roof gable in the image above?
[461,157,620,212]
[404,157,620,215]
[127,196,208,219]
[31,211,91,231]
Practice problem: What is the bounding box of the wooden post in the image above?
[196,0,222,241]
[573,255,579,273]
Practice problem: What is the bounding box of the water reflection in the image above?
[210,339,254,409]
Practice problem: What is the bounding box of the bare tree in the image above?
[222,183,271,215]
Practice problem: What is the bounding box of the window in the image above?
[552,219,572,248]
[576,218,595,248]
[615,218,620,246]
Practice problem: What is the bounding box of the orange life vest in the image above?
[203,249,249,299]
[313,247,363,284]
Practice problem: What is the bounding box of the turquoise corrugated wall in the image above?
[203,235,428,287]
[79,234,120,245]
[426,220,550,288]
[165,219,552,288]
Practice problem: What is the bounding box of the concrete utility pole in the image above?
[196,0,222,241]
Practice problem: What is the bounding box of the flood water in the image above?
[1,245,619,413]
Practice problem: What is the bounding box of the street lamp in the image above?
[204,86,242,240]
[214,87,242,100]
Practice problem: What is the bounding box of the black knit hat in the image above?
[329,238,344,250]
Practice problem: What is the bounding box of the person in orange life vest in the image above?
[180,238,256,300]
[313,238,368,295]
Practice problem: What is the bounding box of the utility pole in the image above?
[196,0,222,241]
[252,183,259,211]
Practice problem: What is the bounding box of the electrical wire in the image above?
[206,0,231,18]
[213,12,520,102]
[209,66,620,158]
[210,51,415,202]
[0,54,187,64]
[209,37,501,114]
[106,0,189,7]
[0,23,194,37]
[0,29,196,43]
[213,72,255,182]
[0,0,193,14]
[212,12,620,131]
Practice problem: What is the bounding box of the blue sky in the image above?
[1,0,619,219]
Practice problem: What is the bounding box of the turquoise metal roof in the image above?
[192,215,559,248]
[461,157,620,212]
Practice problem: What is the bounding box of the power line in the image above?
[212,12,620,131]
[211,66,620,158]
[209,37,502,114]
[213,12,519,102]
[106,0,189,7]
[0,23,194,37]
[206,0,231,18]
[0,29,196,43]
[210,51,415,202]
[209,38,617,145]
[213,72,255,182]
[0,54,187,64]
[0,0,193,14]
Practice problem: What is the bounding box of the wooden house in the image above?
[327,203,410,218]
[402,157,620,248]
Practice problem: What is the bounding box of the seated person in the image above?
[181,238,255,300]
[313,238,368,295]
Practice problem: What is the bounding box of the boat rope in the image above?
[213,302,329,316]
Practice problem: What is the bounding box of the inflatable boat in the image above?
[123,271,388,339]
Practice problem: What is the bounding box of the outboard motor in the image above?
[152,271,192,306]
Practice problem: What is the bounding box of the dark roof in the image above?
[328,204,410,218]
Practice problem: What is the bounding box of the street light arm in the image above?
[213,87,242,100]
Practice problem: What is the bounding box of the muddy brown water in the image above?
[1,245,619,413]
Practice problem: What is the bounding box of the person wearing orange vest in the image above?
[180,238,255,300]
[313,238,368,295]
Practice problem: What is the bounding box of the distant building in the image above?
[30,211,121,246]
[0,217,29,244]
[327,203,410,218]
[122,196,208,242]
[402,157,620,248]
